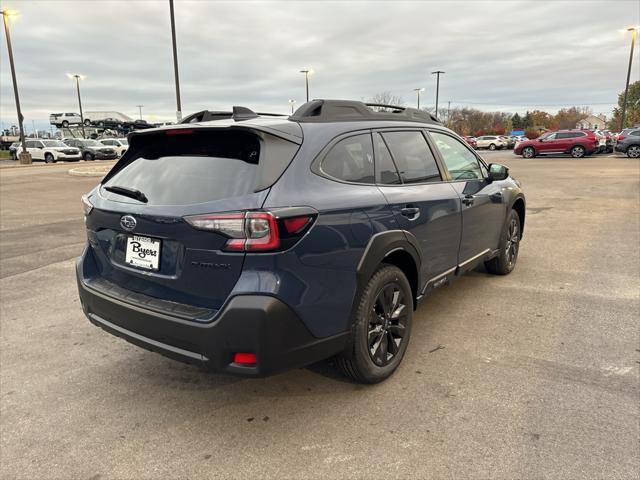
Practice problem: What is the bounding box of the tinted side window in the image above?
[631,131,640,136]
[374,133,400,185]
[430,132,484,181]
[381,131,441,184]
[556,132,571,139]
[26,141,37,148]
[321,134,374,184]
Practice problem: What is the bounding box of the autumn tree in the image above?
[552,106,590,129]
[608,80,640,130]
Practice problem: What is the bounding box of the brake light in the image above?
[165,129,194,136]
[618,135,625,141]
[184,211,314,252]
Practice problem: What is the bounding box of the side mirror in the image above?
[487,163,509,182]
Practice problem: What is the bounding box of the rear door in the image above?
[373,130,461,287]
[428,130,506,266]
[85,128,300,311]
[26,140,44,160]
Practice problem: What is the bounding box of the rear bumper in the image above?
[614,144,627,153]
[76,259,349,377]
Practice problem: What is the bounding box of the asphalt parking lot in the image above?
[1,152,638,479]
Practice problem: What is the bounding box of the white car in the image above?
[99,138,128,157]
[49,113,84,128]
[475,135,506,150]
[24,139,81,163]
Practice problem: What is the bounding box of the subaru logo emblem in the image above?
[120,215,137,231]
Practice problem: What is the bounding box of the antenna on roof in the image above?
[232,106,259,121]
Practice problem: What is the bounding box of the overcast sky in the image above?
[1,0,638,131]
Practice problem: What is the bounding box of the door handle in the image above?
[462,195,475,206]
[400,206,420,218]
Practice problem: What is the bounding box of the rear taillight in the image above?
[184,210,315,252]
[618,135,625,141]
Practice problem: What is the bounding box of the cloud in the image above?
[1,0,638,131]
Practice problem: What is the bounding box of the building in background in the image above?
[576,114,607,130]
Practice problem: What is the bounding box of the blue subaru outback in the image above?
[76,100,525,383]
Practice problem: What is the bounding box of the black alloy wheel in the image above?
[368,283,408,367]
[485,209,521,275]
[336,264,413,383]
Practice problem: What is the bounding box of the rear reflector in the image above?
[283,216,311,234]
[233,352,257,365]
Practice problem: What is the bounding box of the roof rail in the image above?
[289,99,441,124]
[180,108,287,124]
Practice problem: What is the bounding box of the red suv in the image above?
[514,130,599,158]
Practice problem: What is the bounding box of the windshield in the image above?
[119,139,128,145]
[42,140,67,147]
[82,140,101,146]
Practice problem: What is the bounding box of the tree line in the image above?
[369,80,640,138]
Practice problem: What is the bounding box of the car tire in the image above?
[61,120,69,128]
[84,152,94,161]
[336,264,413,384]
[84,119,91,126]
[571,145,586,158]
[98,121,105,128]
[626,145,640,158]
[489,143,496,150]
[522,146,536,159]
[485,209,521,275]
[44,153,55,164]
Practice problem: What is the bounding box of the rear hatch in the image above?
[83,125,301,317]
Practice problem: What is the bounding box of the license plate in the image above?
[125,235,161,271]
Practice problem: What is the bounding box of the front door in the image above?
[373,130,461,288]
[428,131,506,266]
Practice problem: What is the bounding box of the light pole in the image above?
[169,0,182,122]
[288,99,296,114]
[136,105,144,120]
[67,74,86,138]
[299,69,312,102]
[1,9,30,164]
[413,88,425,109]
[431,70,445,118]
[620,26,639,131]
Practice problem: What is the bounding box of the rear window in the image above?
[102,130,297,205]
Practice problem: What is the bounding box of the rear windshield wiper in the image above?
[104,185,148,203]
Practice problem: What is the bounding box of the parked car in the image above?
[514,130,599,158]
[614,128,640,158]
[462,136,477,149]
[63,138,118,161]
[92,117,122,129]
[23,139,81,163]
[476,135,506,150]
[513,135,529,144]
[49,113,83,128]
[99,138,128,157]
[500,136,516,149]
[83,111,133,126]
[76,99,526,383]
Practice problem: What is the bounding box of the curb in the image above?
[68,166,112,177]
